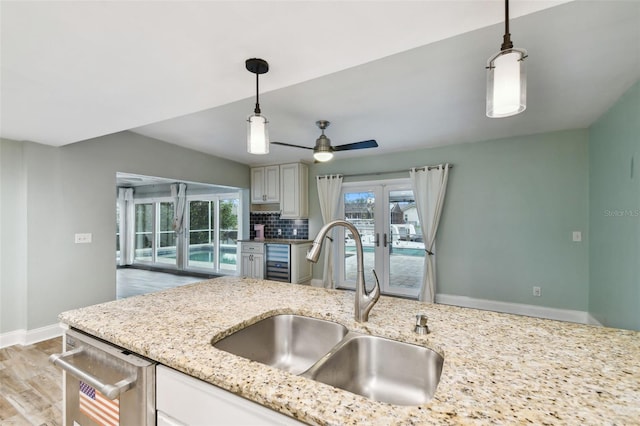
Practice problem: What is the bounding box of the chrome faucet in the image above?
[306,219,380,322]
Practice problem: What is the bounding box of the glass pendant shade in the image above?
[313,151,333,162]
[247,114,269,155]
[486,48,527,118]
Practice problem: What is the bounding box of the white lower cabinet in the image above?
[240,242,264,279]
[291,243,313,284]
[241,252,264,279]
[156,365,304,426]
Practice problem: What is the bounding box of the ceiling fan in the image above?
[271,120,378,162]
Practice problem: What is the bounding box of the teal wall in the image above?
[588,81,640,331]
[310,129,590,312]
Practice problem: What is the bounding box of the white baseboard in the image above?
[435,294,600,326]
[586,313,603,326]
[310,279,324,288]
[0,323,65,349]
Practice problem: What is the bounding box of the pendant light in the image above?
[246,58,269,154]
[486,0,527,118]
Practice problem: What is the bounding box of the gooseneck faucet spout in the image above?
[306,219,380,322]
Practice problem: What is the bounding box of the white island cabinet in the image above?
[157,365,304,425]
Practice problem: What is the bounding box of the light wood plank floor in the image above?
[1,270,210,424]
[0,337,63,425]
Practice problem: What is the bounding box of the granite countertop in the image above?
[59,277,640,425]
[239,238,313,244]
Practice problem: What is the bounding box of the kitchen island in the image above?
[59,276,640,425]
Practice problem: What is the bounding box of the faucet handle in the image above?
[369,269,381,302]
[414,314,429,334]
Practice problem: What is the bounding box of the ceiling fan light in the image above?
[247,114,269,155]
[313,151,334,162]
[486,48,527,118]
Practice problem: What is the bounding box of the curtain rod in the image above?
[317,164,453,179]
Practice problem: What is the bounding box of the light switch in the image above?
[572,231,582,242]
[75,233,92,244]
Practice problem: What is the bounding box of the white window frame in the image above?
[133,196,177,268]
[185,193,242,275]
[335,178,422,298]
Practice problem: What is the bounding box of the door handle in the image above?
[49,348,136,400]
[375,233,380,247]
[383,233,388,247]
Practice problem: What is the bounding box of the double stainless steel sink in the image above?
[212,314,443,406]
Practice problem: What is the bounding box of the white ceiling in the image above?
[2,1,639,166]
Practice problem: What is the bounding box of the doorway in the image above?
[335,179,424,298]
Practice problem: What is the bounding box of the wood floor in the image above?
[0,337,63,425]
[0,269,209,424]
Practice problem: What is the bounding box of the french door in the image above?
[133,201,176,266]
[335,180,425,298]
[185,195,240,273]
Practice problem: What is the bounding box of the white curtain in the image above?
[410,164,450,302]
[117,187,135,266]
[316,174,343,288]
[171,183,187,269]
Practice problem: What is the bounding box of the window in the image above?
[219,198,239,271]
[129,192,240,274]
[134,203,154,262]
[336,179,424,298]
[116,203,121,264]
[132,200,177,266]
[188,200,215,268]
[157,202,176,265]
[187,196,239,272]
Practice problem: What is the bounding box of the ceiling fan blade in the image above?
[332,140,378,151]
[271,141,314,150]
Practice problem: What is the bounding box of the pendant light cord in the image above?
[501,0,513,51]
[254,72,261,114]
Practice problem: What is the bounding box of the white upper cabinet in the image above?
[279,163,308,219]
[251,165,280,204]
[251,163,308,219]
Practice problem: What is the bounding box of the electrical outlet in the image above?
[293,229,297,236]
[533,286,542,297]
[75,233,92,244]
[572,231,582,242]
[277,229,282,236]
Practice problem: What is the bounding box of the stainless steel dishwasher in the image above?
[49,329,156,426]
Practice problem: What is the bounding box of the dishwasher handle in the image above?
[49,348,137,400]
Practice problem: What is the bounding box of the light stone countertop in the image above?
[59,276,640,425]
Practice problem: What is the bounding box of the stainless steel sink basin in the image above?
[305,334,444,406]
[214,314,444,406]
[212,314,348,375]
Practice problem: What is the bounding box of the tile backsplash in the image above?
[250,213,309,239]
